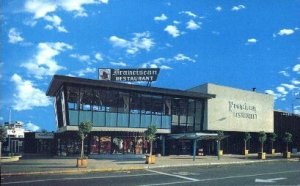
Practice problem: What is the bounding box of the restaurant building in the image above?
[46,73,300,157]
[46,75,216,156]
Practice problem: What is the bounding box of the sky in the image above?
[1,0,300,132]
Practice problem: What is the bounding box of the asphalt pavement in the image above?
[2,161,300,186]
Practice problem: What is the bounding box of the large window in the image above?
[63,85,185,130]
[130,93,140,128]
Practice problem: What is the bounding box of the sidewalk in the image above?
[1,153,299,176]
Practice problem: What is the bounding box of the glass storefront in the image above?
[64,85,204,133]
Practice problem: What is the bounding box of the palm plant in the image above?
[145,125,157,156]
[283,132,292,153]
[243,132,251,152]
[269,133,277,150]
[78,121,92,159]
[258,131,267,153]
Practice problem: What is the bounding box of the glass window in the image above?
[66,86,79,110]
[80,88,93,111]
[140,94,152,115]
[187,99,195,132]
[195,100,203,131]
[151,95,163,115]
[104,90,118,113]
[93,89,105,112]
[130,93,140,128]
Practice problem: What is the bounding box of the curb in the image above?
[1,158,298,177]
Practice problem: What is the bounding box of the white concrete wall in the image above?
[190,83,274,133]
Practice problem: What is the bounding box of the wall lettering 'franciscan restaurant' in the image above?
[229,101,258,120]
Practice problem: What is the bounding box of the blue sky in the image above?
[1,0,300,132]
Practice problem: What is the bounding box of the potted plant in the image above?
[268,133,277,155]
[282,132,292,158]
[258,131,267,160]
[216,131,224,160]
[243,132,251,155]
[77,121,92,168]
[145,125,157,164]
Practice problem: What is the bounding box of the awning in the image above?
[168,132,228,140]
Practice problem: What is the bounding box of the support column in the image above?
[161,135,165,156]
[193,139,197,161]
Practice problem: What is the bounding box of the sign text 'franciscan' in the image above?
[98,68,160,82]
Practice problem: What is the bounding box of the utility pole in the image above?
[8,108,12,154]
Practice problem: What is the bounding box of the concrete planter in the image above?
[145,155,156,164]
[258,152,266,160]
[271,149,275,155]
[283,152,291,159]
[218,150,223,156]
[243,150,249,155]
[76,158,88,168]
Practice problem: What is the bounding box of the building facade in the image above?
[47,75,299,156]
[46,75,215,156]
[2,121,25,154]
[189,83,274,154]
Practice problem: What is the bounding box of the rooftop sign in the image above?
[98,68,160,82]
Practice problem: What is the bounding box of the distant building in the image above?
[24,132,55,154]
[2,121,25,154]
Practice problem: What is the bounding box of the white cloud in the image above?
[22,42,72,79]
[95,53,103,61]
[278,29,295,36]
[110,61,127,67]
[11,74,51,111]
[24,0,57,19]
[154,14,167,21]
[231,5,246,11]
[25,0,109,18]
[141,62,172,70]
[77,67,96,77]
[109,36,128,47]
[215,6,222,12]
[164,25,181,37]
[8,28,24,44]
[292,64,300,73]
[160,65,172,70]
[279,70,290,77]
[174,53,196,63]
[265,90,275,95]
[292,79,300,85]
[26,122,40,132]
[186,20,201,30]
[247,38,257,43]
[281,83,296,90]
[276,86,288,95]
[109,32,155,54]
[44,15,68,33]
[0,116,3,121]
[70,54,90,62]
[24,0,109,32]
[180,11,197,18]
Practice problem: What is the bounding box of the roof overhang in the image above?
[168,132,228,140]
[46,75,216,99]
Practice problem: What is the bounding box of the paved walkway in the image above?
[1,153,299,176]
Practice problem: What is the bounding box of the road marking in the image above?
[255,177,287,183]
[146,169,199,181]
[1,173,156,185]
[141,170,299,186]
